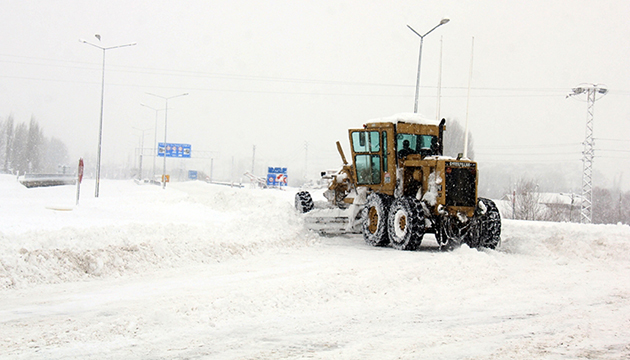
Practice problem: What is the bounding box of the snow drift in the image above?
[0,176,316,289]
[1,175,629,359]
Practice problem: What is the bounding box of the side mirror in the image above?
[457,153,463,160]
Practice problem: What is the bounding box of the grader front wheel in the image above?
[362,193,391,247]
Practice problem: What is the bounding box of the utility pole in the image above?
[304,141,308,180]
[567,84,608,224]
[210,158,214,183]
[251,145,256,174]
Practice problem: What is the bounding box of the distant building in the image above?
[497,192,582,222]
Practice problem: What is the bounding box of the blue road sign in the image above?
[158,143,191,158]
[266,167,288,187]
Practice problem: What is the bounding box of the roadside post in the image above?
[76,158,84,205]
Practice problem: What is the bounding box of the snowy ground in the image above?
[1,174,629,359]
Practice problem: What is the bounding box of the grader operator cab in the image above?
[295,113,501,250]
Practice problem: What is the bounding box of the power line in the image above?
[595,138,630,142]
[2,53,629,96]
[595,149,630,153]
[0,73,589,99]
[478,158,581,164]
[476,142,581,150]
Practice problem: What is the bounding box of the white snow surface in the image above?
[1,174,629,359]
[368,112,440,126]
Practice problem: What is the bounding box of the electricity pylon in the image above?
[567,84,608,224]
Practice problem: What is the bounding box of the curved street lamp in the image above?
[140,103,165,179]
[81,35,136,197]
[132,127,151,180]
[146,92,189,189]
[408,18,450,113]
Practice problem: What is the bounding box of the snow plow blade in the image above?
[302,208,362,235]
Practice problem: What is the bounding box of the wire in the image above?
[476,142,581,150]
[478,158,581,164]
[596,155,630,159]
[595,138,630,143]
[2,53,629,96]
[595,149,630,153]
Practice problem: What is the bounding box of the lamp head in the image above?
[440,18,450,25]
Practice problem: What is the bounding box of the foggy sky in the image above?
[1,0,629,189]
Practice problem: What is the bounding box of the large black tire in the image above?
[437,215,473,251]
[475,197,501,249]
[387,197,425,250]
[362,193,392,247]
[437,198,501,250]
[295,191,314,213]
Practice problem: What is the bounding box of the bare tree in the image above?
[0,116,67,175]
[621,192,630,225]
[2,115,14,172]
[513,178,544,221]
[42,137,70,173]
[26,116,44,173]
[11,122,28,174]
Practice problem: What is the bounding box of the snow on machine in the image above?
[295,113,501,250]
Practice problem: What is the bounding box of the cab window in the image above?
[355,155,381,184]
[396,134,438,158]
[352,131,380,153]
[352,131,381,185]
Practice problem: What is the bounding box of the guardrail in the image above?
[19,174,76,188]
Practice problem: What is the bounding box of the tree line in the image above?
[507,178,630,225]
[0,115,69,175]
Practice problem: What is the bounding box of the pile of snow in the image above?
[368,112,441,126]
[1,175,629,359]
[0,175,316,289]
[501,219,630,263]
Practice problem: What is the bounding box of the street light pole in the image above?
[132,127,151,180]
[140,104,165,179]
[146,92,189,189]
[408,18,450,114]
[81,36,136,197]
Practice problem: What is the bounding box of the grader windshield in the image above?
[396,133,438,158]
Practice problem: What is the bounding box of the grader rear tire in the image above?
[476,197,501,249]
[387,197,424,251]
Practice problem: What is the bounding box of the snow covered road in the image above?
[1,176,629,359]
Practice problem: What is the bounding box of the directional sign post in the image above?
[156,143,191,188]
[266,167,288,187]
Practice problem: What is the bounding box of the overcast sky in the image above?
[1,0,629,188]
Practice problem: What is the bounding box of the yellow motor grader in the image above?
[295,113,501,250]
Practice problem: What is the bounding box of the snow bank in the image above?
[0,176,316,289]
[500,219,630,263]
[367,112,440,126]
[2,173,629,291]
